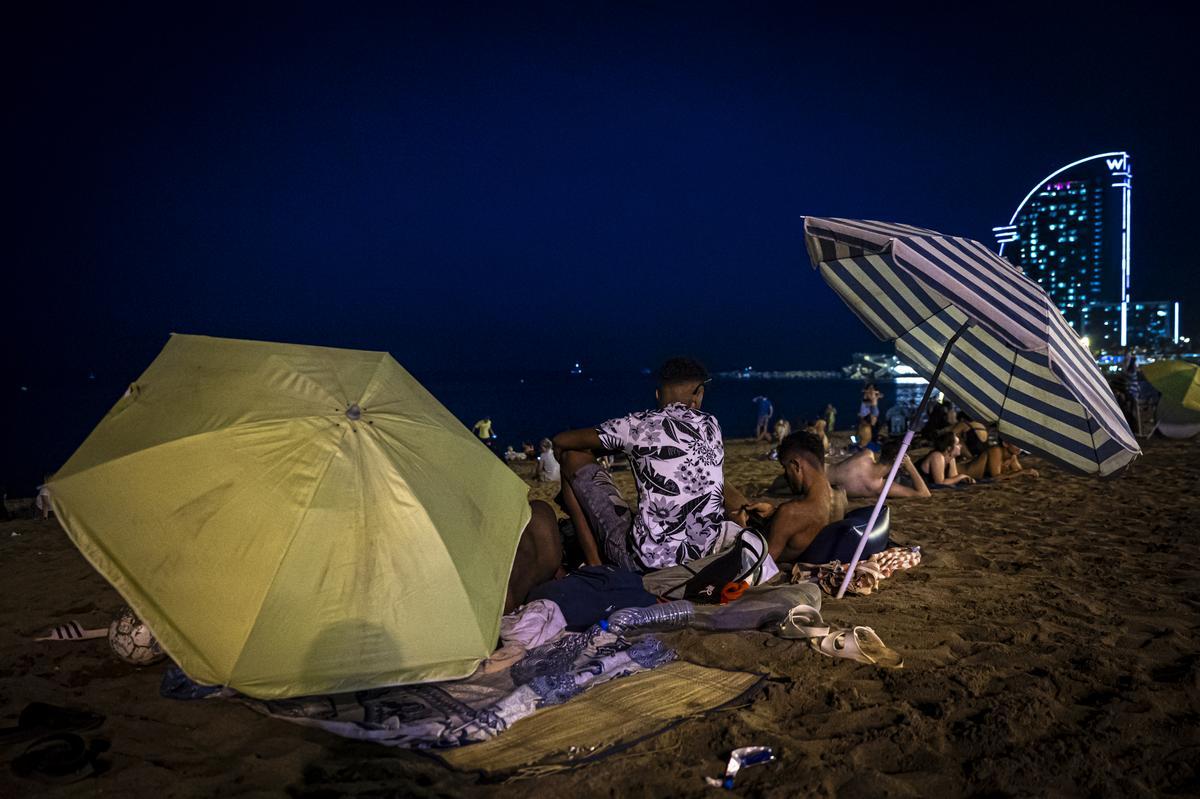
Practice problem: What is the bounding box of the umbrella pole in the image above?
[836,322,969,598]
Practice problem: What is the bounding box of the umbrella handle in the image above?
[836,321,968,599]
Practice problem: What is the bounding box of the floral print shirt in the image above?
[596,403,726,569]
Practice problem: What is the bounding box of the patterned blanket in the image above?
[162,626,674,749]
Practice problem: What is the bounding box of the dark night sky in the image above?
[5,4,1195,382]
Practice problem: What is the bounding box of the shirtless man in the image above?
[827,439,931,499]
[743,431,846,562]
[505,500,563,612]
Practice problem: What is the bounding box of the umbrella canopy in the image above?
[1141,359,1200,412]
[50,334,531,699]
[804,217,1140,476]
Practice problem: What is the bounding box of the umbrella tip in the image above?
[346,404,362,421]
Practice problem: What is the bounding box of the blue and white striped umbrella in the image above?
[804,217,1139,476]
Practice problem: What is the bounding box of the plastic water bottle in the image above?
[603,600,696,635]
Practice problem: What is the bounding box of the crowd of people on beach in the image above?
[497,357,1041,613]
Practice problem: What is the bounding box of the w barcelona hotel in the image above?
[992,152,1183,353]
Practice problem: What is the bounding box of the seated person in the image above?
[806,418,830,455]
[855,414,874,450]
[552,357,754,572]
[773,417,792,443]
[536,437,561,482]
[505,500,564,613]
[826,438,931,499]
[741,431,847,563]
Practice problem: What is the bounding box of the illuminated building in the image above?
[994,152,1181,351]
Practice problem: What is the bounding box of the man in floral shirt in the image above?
[552,357,755,571]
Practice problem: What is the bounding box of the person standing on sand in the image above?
[860,383,883,427]
[823,403,837,432]
[472,417,495,450]
[552,357,757,571]
[752,395,774,441]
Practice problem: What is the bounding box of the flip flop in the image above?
[777,604,830,639]
[811,626,903,669]
[10,733,110,783]
[35,621,108,642]
[0,703,106,745]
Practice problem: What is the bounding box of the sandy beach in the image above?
[2,435,1198,797]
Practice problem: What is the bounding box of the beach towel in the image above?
[162,625,675,749]
[791,545,922,596]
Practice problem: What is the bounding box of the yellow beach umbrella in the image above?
[1141,359,1200,412]
[50,334,530,699]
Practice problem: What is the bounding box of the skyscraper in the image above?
[994,152,1181,351]
[993,152,1130,339]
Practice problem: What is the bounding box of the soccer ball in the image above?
[108,607,166,666]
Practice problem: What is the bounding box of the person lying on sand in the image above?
[827,439,931,499]
[919,429,1038,486]
[951,418,1040,481]
[552,357,757,571]
[919,430,976,486]
[504,500,563,613]
[740,431,848,562]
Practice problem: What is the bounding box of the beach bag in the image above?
[680,528,775,604]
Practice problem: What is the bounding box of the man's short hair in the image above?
[778,431,824,468]
[658,357,709,388]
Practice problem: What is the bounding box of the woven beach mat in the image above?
[437,661,763,776]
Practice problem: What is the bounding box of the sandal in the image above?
[35,621,107,642]
[10,733,110,783]
[777,604,830,639]
[811,626,903,668]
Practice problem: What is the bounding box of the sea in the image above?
[2,370,928,498]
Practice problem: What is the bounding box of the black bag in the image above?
[678,529,769,604]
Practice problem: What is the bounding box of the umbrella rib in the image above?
[225,425,349,686]
[54,415,342,485]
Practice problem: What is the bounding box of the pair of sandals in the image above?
[777,604,903,669]
[2,703,110,783]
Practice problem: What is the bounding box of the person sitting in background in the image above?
[742,431,847,562]
[805,418,830,455]
[773,417,792,443]
[552,357,756,571]
[522,441,537,460]
[885,402,911,437]
[827,439,930,499]
[536,438,561,482]
[855,414,874,451]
